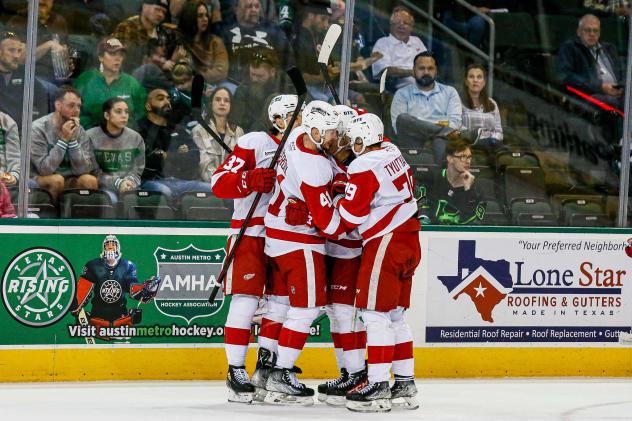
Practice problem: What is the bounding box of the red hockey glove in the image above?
[330,173,348,197]
[285,197,310,226]
[241,168,276,193]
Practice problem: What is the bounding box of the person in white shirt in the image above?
[370,6,427,91]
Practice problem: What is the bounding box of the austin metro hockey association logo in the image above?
[153,244,226,324]
[437,240,513,322]
[2,248,76,327]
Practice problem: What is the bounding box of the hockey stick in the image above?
[77,308,95,345]
[318,23,343,105]
[208,67,307,303]
[191,74,233,154]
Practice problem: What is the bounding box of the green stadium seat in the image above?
[60,189,115,219]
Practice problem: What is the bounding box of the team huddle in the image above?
[211,95,421,413]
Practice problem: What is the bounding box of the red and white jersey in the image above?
[338,142,419,243]
[264,126,344,257]
[326,155,362,259]
[211,131,280,237]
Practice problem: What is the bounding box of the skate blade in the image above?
[391,396,420,410]
[618,332,632,344]
[253,387,268,402]
[324,395,346,407]
[346,398,392,413]
[227,389,253,404]
[264,391,314,406]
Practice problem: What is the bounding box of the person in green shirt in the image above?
[73,36,147,129]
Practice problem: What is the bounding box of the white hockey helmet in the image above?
[268,94,298,133]
[301,100,341,147]
[347,113,384,156]
[332,105,358,153]
[101,234,121,267]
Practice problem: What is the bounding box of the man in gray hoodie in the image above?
[0,111,20,187]
[31,85,98,201]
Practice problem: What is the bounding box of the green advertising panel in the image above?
[0,228,331,346]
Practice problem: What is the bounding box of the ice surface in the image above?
[1,378,631,420]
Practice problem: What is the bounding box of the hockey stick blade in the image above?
[379,68,388,95]
[190,74,232,154]
[318,23,342,64]
[208,68,307,303]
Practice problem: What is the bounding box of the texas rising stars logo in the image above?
[437,240,513,322]
[2,248,76,327]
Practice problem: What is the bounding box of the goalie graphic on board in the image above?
[70,235,160,335]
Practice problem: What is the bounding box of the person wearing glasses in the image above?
[429,139,485,225]
[557,14,624,108]
[370,6,427,92]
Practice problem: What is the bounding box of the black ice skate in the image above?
[227,365,254,404]
[317,368,348,403]
[346,381,392,413]
[264,367,315,406]
[390,375,419,410]
[251,347,276,402]
[323,368,367,406]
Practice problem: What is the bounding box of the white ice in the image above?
[1,378,632,420]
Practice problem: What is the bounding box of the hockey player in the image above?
[337,113,421,412]
[71,235,160,333]
[211,94,301,404]
[262,100,346,405]
[317,105,369,405]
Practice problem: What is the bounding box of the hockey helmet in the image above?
[347,113,384,156]
[268,94,298,134]
[302,100,341,147]
[101,234,121,267]
[332,105,358,153]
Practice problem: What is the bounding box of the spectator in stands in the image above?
[461,63,504,157]
[391,51,462,164]
[557,14,624,108]
[177,0,229,85]
[434,1,489,50]
[87,97,145,203]
[232,49,287,132]
[293,2,337,102]
[0,32,51,127]
[171,0,222,27]
[583,0,629,17]
[9,0,76,84]
[221,0,293,87]
[73,37,147,129]
[192,87,243,181]
[136,87,212,202]
[371,6,427,92]
[428,139,485,225]
[0,179,16,218]
[169,60,195,117]
[0,111,20,187]
[30,85,98,201]
[113,0,180,73]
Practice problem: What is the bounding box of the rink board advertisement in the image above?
[425,232,632,346]
[0,226,331,347]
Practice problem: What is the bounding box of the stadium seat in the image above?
[411,163,438,197]
[503,166,547,205]
[401,148,434,166]
[60,189,115,219]
[569,213,613,227]
[510,197,555,225]
[179,191,232,221]
[536,15,578,54]
[496,150,540,173]
[559,196,606,226]
[27,188,57,219]
[491,13,539,54]
[543,169,576,195]
[478,199,508,226]
[120,190,174,220]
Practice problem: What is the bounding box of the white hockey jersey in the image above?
[264,126,345,257]
[326,155,362,259]
[211,131,280,237]
[338,142,419,243]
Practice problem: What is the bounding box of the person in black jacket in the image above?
[556,14,624,108]
[135,87,212,204]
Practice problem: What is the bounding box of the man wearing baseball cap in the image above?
[113,0,179,73]
[73,36,147,129]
